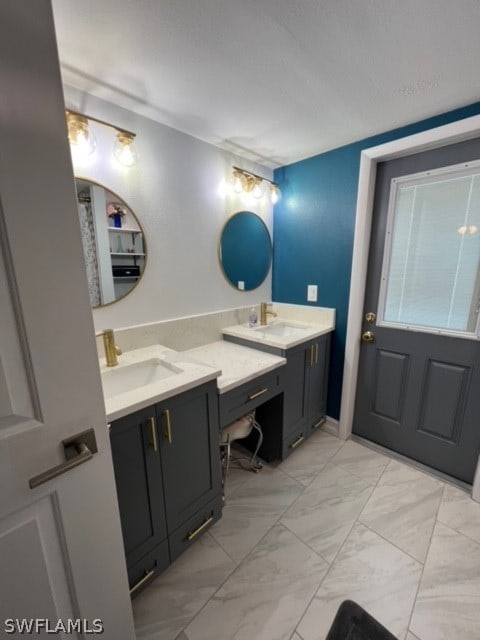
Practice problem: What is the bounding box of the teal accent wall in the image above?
[273,101,480,420]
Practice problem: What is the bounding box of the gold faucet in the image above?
[260,302,278,325]
[96,329,122,367]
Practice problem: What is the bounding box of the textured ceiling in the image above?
[52,0,480,168]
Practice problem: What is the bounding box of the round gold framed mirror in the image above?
[75,177,147,308]
[218,211,272,290]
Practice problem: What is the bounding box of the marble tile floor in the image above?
[132,429,480,640]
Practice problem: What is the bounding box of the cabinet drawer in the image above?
[281,427,307,460]
[219,371,282,427]
[168,494,223,562]
[127,538,170,599]
[308,415,327,436]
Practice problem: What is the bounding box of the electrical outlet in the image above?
[307,284,318,302]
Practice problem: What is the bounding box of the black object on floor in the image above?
[326,600,397,640]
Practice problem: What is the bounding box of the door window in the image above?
[379,161,480,337]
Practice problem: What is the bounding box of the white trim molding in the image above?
[339,114,480,501]
[322,415,339,438]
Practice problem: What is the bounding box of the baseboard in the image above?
[322,416,340,438]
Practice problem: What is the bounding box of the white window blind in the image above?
[382,166,480,334]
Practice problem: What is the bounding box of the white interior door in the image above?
[0,2,135,637]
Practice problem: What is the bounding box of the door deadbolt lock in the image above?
[365,312,376,323]
[361,331,375,343]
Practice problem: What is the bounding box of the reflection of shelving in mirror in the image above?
[107,227,142,234]
[75,177,147,308]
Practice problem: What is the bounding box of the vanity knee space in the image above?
[222,332,332,461]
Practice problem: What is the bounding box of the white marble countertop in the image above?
[177,341,286,394]
[101,340,286,420]
[101,345,221,421]
[222,314,335,350]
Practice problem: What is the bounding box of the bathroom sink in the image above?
[255,322,310,337]
[101,358,182,399]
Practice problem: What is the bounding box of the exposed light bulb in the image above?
[67,113,96,156]
[113,132,138,167]
[270,185,280,204]
[469,225,478,235]
[252,179,264,199]
[233,172,243,193]
[458,225,468,235]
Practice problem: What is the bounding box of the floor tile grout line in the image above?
[350,434,470,492]
[433,518,480,548]
[205,530,240,567]
[435,521,480,548]
[404,483,446,639]
[163,532,241,640]
[355,455,443,564]
[183,515,328,640]
[274,439,347,488]
[279,520,332,566]
[327,456,391,488]
[292,466,385,637]
[163,437,453,640]
[184,460,338,640]
[175,534,252,639]
[278,457,331,489]
[436,504,480,548]
[182,486,314,638]
[358,520,426,566]
[138,436,479,640]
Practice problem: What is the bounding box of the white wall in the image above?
[64,86,274,331]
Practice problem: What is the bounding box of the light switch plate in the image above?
[238,281,245,290]
[307,284,318,302]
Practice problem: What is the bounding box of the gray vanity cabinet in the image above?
[109,380,222,596]
[109,406,170,596]
[281,343,309,439]
[305,334,331,436]
[156,382,223,561]
[280,336,330,457]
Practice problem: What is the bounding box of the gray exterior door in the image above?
[353,138,480,484]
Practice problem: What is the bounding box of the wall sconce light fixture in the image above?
[458,224,478,235]
[66,109,138,167]
[66,112,96,156]
[232,166,281,204]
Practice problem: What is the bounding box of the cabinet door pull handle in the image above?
[187,514,214,541]
[315,343,319,364]
[248,387,268,401]
[309,345,314,366]
[312,417,326,430]
[163,410,173,444]
[148,417,158,452]
[129,568,155,596]
[289,434,304,450]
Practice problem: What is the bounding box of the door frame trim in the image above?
[339,114,480,501]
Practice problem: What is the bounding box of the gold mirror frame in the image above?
[218,211,272,291]
[75,177,147,308]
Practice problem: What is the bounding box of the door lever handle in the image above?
[29,428,98,489]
